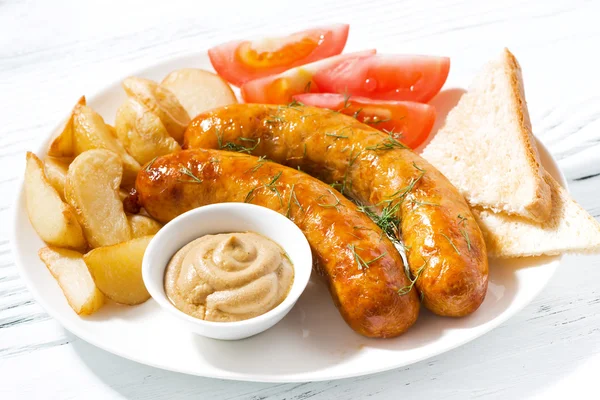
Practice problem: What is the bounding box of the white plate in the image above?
[11,52,564,383]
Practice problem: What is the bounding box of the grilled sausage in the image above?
[184,104,488,317]
[134,149,420,338]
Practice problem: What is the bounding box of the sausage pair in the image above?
[184,104,489,317]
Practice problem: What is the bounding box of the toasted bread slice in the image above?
[422,48,551,222]
[473,173,600,257]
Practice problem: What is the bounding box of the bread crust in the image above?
[503,48,552,222]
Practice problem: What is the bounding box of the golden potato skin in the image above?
[134,149,420,338]
[184,104,488,317]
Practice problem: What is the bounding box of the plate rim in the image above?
[9,51,566,382]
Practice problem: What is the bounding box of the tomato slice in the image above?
[312,55,450,103]
[241,50,376,104]
[209,24,349,87]
[292,93,436,148]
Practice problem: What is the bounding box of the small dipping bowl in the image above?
[142,203,312,340]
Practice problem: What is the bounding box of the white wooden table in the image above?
[3,0,600,398]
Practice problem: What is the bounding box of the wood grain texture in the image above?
[2,0,600,398]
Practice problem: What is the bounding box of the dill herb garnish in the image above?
[458,214,472,251]
[144,156,158,171]
[316,188,341,210]
[347,244,387,270]
[337,92,352,112]
[287,99,304,109]
[364,117,392,126]
[365,131,407,151]
[334,149,361,195]
[303,81,312,93]
[398,258,428,296]
[214,128,226,149]
[245,171,283,205]
[387,174,425,200]
[410,200,440,208]
[247,155,267,173]
[221,137,261,154]
[440,232,461,255]
[326,133,349,139]
[285,183,303,218]
[358,163,426,242]
[412,162,425,172]
[265,115,285,124]
[357,200,402,242]
[352,108,363,119]
[178,166,203,184]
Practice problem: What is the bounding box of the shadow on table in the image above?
[70,337,266,398]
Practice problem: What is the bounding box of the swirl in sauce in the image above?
[164,232,294,322]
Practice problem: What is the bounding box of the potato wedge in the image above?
[127,214,162,238]
[65,149,132,248]
[44,157,71,200]
[161,68,237,119]
[39,246,104,315]
[122,77,190,143]
[107,124,117,137]
[72,104,141,187]
[25,152,86,250]
[115,98,181,164]
[48,96,86,157]
[84,235,153,305]
[119,188,130,202]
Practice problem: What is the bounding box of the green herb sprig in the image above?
[144,156,158,171]
[398,258,428,296]
[347,244,387,270]
[178,166,203,184]
[285,183,303,218]
[221,137,261,154]
[316,188,341,210]
[247,155,268,173]
[365,131,408,151]
[440,232,461,255]
[245,171,283,205]
[458,214,472,251]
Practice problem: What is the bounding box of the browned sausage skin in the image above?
[184,104,488,317]
[134,149,420,338]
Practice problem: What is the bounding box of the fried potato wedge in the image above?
[115,98,181,164]
[122,77,190,143]
[107,124,117,137]
[48,96,86,157]
[161,68,237,119]
[65,149,132,248]
[25,152,86,250]
[127,214,162,238]
[84,235,153,305]
[39,246,104,315]
[72,104,141,187]
[119,188,130,202]
[44,156,71,200]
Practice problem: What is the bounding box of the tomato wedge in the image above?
[312,55,450,103]
[209,24,349,87]
[292,93,436,149]
[241,50,376,104]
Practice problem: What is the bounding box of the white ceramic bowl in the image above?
[142,203,312,340]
